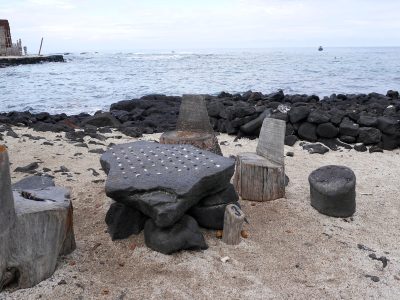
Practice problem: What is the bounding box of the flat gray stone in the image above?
[12,175,55,191]
[100,141,235,227]
[176,94,214,133]
[144,215,208,255]
[256,118,286,165]
[309,165,356,217]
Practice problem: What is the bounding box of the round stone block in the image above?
[308,165,356,217]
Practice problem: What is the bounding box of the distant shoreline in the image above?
[0,54,64,68]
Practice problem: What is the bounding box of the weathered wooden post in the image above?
[160,94,222,155]
[0,145,16,288]
[222,204,245,245]
[38,37,43,56]
[234,118,286,201]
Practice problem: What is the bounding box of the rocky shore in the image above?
[1,90,399,152]
[0,55,64,67]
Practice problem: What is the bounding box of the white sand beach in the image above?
[1,127,399,300]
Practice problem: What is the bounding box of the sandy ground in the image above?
[1,127,399,300]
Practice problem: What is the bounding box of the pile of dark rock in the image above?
[100,141,239,254]
[1,90,399,150]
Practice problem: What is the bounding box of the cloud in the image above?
[3,0,400,51]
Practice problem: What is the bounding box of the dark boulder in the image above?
[288,106,310,123]
[302,143,330,154]
[307,110,330,124]
[298,122,317,142]
[285,135,298,146]
[381,133,398,150]
[358,115,378,127]
[339,118,359,137]
[358,127,382,145]
[105,202,147,240]
[207,101,224,117]
[339,135,357,144]
[377,117,399,135]
[189,185,239,230]
[386,90,399,99]
[81,112,121,128]
[316,123,339,138]
[240,109,272,135]
[144,215,208,255]
[369,145,384,153]
[354,143,367,152]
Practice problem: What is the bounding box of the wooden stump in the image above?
[222,204,245,245]
[160,130,222,155]
[0,146,15,288]
[234,152,285,201]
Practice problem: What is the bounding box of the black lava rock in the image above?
[288,106,310,123]
[285,135,298,146]
[302,143,330,154]
[298,122,318,142]
[354,143,367,152]
[316,123,339,138]
[339,118,360,137]
[307,110,330,124]
[358,127,382,145]
[144,215,208,255]
[105,202,147,240]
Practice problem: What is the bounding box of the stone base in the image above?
[234,152,285,201]
[160,131,222,155]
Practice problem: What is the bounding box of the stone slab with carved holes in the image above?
[100,141,235,228]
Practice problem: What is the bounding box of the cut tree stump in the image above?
[0,145,76,291]
[0,145,15,288]
[234,152,285,201]
[234,118,286,201]
[222,204,245,245]
[160,131,222,155]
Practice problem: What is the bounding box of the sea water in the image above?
[1,47,399,114]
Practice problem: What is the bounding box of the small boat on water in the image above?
[318,46,324,51]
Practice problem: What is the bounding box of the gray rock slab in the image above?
[256,117,286,165]
[12,175,55,191]
[144,215,208,255]
[176,94,214,133]
[309,165,356,217]
[100,141,235,227]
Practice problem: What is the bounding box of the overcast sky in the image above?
[2,0,400,53]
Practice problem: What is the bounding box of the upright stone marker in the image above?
[176,94,214,133]
[234,118,286,201]
[256,118,286,165]
[160,94,222,155]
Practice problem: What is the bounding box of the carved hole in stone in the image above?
[20,191,45,202]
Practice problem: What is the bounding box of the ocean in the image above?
[1,47,399,115]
